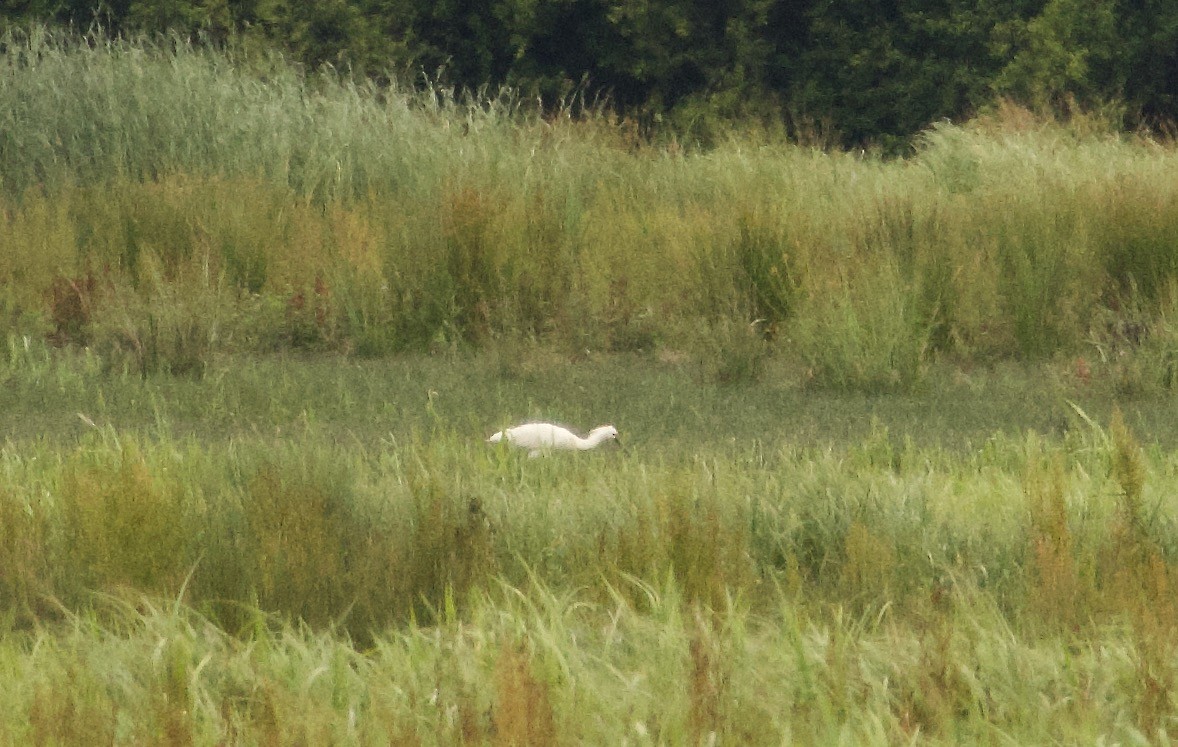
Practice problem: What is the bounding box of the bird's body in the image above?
[487,422,621,458]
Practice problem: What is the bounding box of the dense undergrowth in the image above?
[4,30,1178,392]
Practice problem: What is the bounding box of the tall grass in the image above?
[0,376,1173,640]
[0,341,1176,739]
[4,29,1178,386]
[1,557,1177,742]
[4,29,1178,737]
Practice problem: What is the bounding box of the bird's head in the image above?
[590,425,623,450]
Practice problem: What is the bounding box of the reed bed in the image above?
[3,30,1178,390]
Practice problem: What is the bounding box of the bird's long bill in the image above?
[615,437,627,454]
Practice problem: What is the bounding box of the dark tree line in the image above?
[5,0,1178,147]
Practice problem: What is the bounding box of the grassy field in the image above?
[4,27,1178,744]
[2,343,1178,742]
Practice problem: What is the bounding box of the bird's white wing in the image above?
[505,423,549,447]
[488,422,587,453]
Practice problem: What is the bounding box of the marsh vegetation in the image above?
[3,31,1178,743]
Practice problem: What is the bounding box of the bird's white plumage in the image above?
[487,422,620,458]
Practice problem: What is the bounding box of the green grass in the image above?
[5,30,1178,385]
[2,343,1178,741]
[4,26,1178,743]
[5,333,1177,453]
[1,581,1174,744]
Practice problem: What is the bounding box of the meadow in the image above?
[4,27,1178,744]
[2,343,1178,743]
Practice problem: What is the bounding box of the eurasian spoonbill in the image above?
[487,422,621,458]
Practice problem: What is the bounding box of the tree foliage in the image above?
[3,0,1177,147]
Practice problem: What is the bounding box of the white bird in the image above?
[487,422,622,458]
